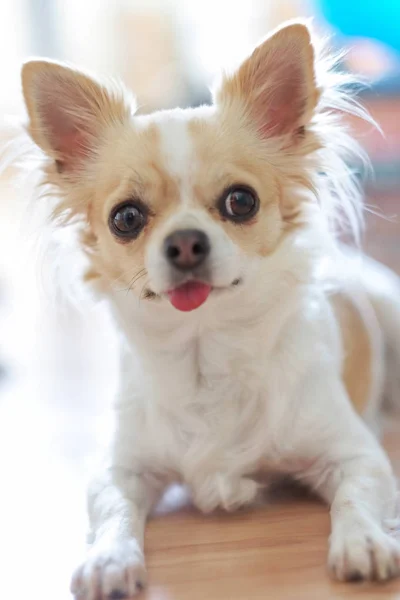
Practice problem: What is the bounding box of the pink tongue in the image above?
[168,281,211,312]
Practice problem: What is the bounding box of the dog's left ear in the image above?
[21,60,132,174]
[214,22,320,139]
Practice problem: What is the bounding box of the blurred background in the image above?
[0,1,399,598]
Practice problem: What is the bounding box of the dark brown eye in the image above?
[220,187,259,222]
[109,202,146,239]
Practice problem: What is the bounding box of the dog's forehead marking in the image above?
[156,115,196,207]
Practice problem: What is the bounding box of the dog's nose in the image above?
[164,229,210,271]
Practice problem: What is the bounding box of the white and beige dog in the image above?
[18,20,400,598]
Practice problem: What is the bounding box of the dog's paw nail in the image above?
[135,581,144,591]
[347,570,364,583]
[108,591,128,600]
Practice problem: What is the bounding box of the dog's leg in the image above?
[291,370,400,582]
[71,468,163,599]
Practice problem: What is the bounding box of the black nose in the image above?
[164,229,210,271]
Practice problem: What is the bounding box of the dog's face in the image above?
[21,22,320,313]
[93,109,286,311]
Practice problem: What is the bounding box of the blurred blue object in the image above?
[318,0,400,54]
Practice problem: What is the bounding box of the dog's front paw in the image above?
[329,522,400,582]
[70,539,146,599]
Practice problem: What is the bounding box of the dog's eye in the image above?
[220,187,259,222]
[109,202,146,239]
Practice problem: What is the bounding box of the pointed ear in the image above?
[21,60,132,173]
[214,22,320,139]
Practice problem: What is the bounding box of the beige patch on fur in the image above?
[331,292,372,414]
[188,116,284,257]
[85,122,183,290]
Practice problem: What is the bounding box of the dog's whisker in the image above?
[128,270,148,295]
[112,268,148,295]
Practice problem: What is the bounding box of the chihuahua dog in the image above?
[19,20,400,598]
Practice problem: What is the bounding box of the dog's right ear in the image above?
[214,22,320,141]
[21,60,132,175]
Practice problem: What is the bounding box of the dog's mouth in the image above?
[164,278,242,312]
[142,279,242,311]
[167,281,212,312]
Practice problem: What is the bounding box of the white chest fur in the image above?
[110,283,328,511]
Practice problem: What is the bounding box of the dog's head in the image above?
[20,22,361,314]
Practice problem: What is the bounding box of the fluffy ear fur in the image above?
[214,22,320,139]
[21,60,132,174]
